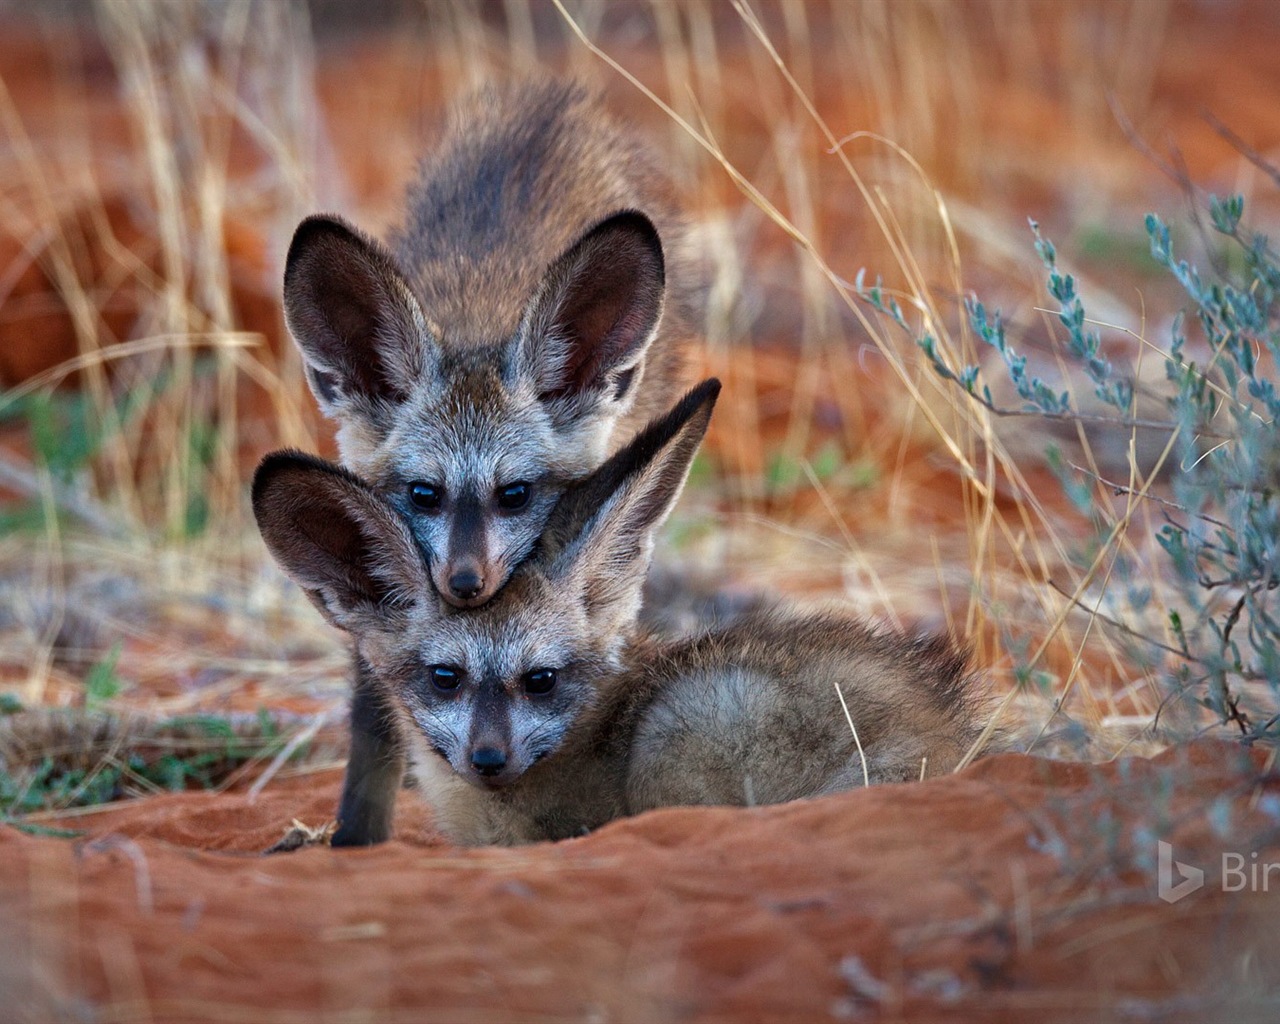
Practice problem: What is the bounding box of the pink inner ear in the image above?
[254,453,425,619]
[307,255,413,405]
[541,217,664,400]
[285,218,418,407]
[556,260,649,391]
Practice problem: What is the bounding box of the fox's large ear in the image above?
[546,378,719,626]
[283,216,437,419]
[516,210,665,425]
[252,450,430,632]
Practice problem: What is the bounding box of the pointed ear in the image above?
[252,450,430,632]
[283,216,437,418]
[546,379,720,622]
[516,210,665,422]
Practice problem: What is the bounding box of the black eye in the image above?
[428,665,463,692]
[523,668,557,695]
[496,481,531,511]
[409,482,443,511]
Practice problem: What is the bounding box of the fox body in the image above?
[284,80,690,608]
[356,610,976,847]
[282,81,692,843]
[254,383,986,848]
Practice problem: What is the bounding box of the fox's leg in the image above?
[332,656,403,846]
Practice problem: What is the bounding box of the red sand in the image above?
[4,742,1278,1022]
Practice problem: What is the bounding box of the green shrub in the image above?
[861,189,1280,743]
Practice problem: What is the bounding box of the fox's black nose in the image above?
[449,569,484,600]
[471,747,507,776]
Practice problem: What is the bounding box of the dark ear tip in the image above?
[595,208,664,274]
[680,377,722,421]
[252,449,307,505]
[618,377,719,462]
[251,449,364,511]
[284,214,364,280]
[695,377,722,404]
[602,209,659,239]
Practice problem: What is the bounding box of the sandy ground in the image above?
[4,742,1279,1022]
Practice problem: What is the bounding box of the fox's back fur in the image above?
[626,611,980,812]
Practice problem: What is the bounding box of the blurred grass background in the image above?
[2,0,1279,816]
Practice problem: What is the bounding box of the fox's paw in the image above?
[264,818,337,854]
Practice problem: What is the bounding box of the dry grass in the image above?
[2,0,1275,816]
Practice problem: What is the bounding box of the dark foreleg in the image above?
[331,656,404,847]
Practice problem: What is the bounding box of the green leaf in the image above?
[84,642,124,708]
[809,442,844,481]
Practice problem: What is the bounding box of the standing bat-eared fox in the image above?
[281,81,694,844]
[254,381,987,847]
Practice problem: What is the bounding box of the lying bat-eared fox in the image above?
[254,382,987,848]
[282,81,692,843]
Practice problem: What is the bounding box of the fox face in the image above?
[283,210,667,609]
[368,361,572,611]
[385,578,610,789]
[253,381,719,804]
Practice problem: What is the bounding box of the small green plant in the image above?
[0,368,221,541]
[0,710,296,822]
[83,642,124,708]
[764,441,877,496]
[860,188,1280,742]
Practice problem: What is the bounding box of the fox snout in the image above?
[442,558,487,605]
[470,746,507,776]
[458,686,520,787]
[434,558,501,609]
[431,493,510,608]
[463,742,520,788]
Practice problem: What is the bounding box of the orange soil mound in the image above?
[4,742,1278,1022]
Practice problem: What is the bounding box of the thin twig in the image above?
[82,834,154,916]
[1201,109,1280,189]
[246,708,337,803]
[1045,578,1187,660]
[959,390,1194,436]
[1066,461,1231,530]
